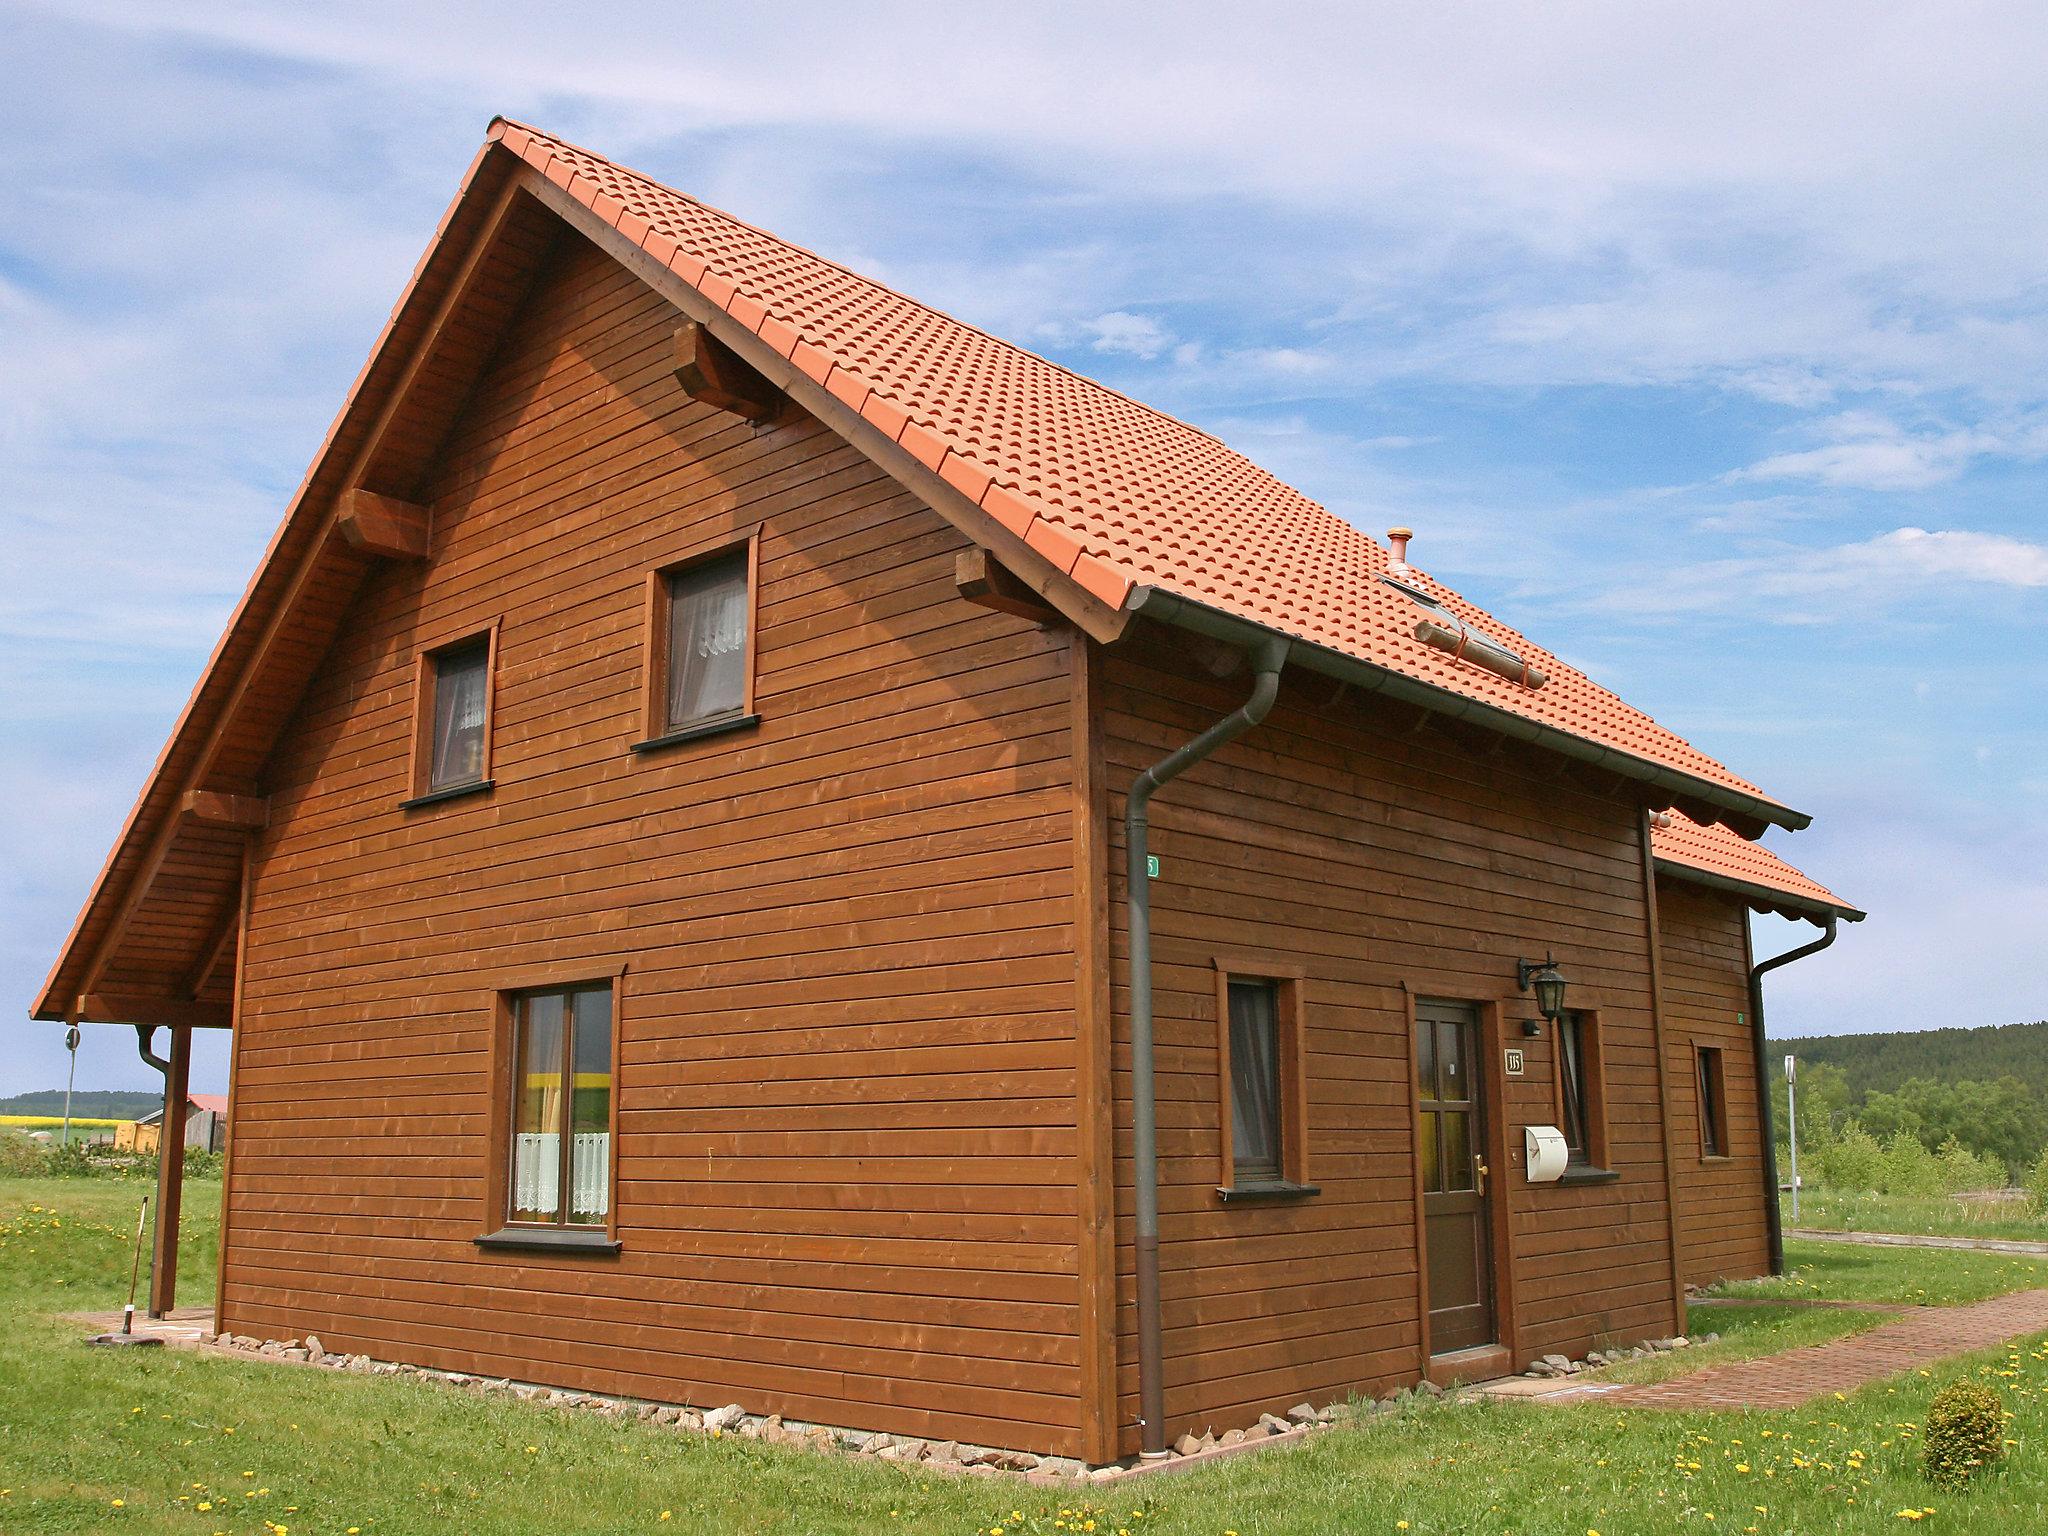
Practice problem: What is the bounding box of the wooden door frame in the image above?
[1404,987,1519,1381]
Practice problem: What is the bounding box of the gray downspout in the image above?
[133,1024,170,1314]
[1748,912,1839,1276]
[1125,633,1289,1456]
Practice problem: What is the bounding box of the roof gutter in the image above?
[1652,858,1866,925]
[1125,630,1290,1457]
[1748,913,1843,1275]
[1123,586,1810,834]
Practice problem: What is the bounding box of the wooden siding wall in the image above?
[1099,636,1682,1453]
[222,236,1092,1456]
[1656,876,1771,1287]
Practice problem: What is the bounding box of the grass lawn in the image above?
[1711,1236,2048,1307]
[4,1176,2047,1534]
[1783,1190,2048,1245]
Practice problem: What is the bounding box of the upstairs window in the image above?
[638,543,758,749]
[1698,1045,1730,1159]
[406,630,496,805]
[508,984,614,1228]
[428,640,491,790]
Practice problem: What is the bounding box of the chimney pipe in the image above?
[1386,526,1414,574]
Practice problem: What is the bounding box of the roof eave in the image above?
[1651,856,1865,926]
[1124,584,1812,835]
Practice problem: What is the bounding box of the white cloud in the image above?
[37,0,2048,405]
[1725,412,2048,491]
[1083,310,1172,359]
[1817,527,2048,588]
[1232,346,1334,376]
[1585,526,2048,623]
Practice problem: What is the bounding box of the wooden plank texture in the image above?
[221,234,1089,1458]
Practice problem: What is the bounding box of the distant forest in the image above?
[1772,1019,2048,1098]
[1768,1019,2048,1183]
[0,1089,162,1120]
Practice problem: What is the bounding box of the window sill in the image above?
[1700,1154,1733,1165]
[1215,1180,1321,1204]
[1555,1164,1621,1187]
[629,712,760,755]
[398,778,494,811]
[473,1227,620,1255]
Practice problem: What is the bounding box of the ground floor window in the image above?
[1697,1044,1729,1159]
[508,983,614,1227]
[1213,964,1310,1194]
[1554,1010,1608,1171]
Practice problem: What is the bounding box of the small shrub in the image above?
[1922,1380,2005,1489]
[1812,1121,1885,1192]
[0,1129,47,1176]
[1879,1130,1948,1197]
[1934,1137,2005,1196]
[2027,1149,2048,1214]
[183,1146,223,1179]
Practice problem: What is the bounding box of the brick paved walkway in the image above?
[1611,1287,2048,1410]
[1788,1227,2048,1257]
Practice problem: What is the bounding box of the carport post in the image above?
[148,1026,192,1317]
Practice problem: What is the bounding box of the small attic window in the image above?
[1380,575,1547,690]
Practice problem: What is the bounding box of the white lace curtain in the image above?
[430,646,488,788]
[666,558,747,727]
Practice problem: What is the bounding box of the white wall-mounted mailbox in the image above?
[1524,1124,1569,1184]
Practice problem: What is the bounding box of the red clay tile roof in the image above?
[1651,810,1861,921]
[491,119,1797,826]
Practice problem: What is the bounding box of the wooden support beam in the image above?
[149,1025,191,1317]
[955,547,1060,624]
[335,489,431,560]
[674,320,781,422]
[177,899,242,1001]
[340,173,539,495]
[179,789,269,830]
[75,995,232,1030]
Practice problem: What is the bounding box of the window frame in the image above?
[1697,1044,1730,1161]
[403,624,498,808]
[476,958,628,1255]
[1210,956,1314,1201]
[1551,1008,1613,1179]
[634,535,761,753]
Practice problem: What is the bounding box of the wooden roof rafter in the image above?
[32,149,565,1024]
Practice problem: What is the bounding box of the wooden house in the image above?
[32,121,1860,1464]
[115,1092,230,1155]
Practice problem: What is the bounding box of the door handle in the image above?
[1475,1157,1490,1196]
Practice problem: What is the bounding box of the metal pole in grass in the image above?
[61,1024,79,1148]
[90,1196,164,1347]
[1785,1053,1800,1225]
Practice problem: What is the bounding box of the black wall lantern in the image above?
[1517,952,1569,1033]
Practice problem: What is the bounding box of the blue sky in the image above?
[4,3,2044,1096]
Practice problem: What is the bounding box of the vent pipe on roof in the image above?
[1386,526,1414,577]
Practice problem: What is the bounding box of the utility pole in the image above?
[1784,1053,1800,1225]
[62,1024,80,1148]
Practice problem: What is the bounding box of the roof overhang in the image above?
[1652,856,1865,926]
[1125,584,1811,837]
